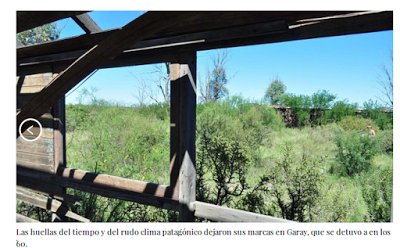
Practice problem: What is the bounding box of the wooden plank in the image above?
[17,11,88,33]
[17,213,41,222]
[17,139,54,155]
[17,72,53,86]
[17,152,54,173]
[17,166,179,211]
[170,51,197,221]
[18,184,81,205]
[16,187,90,222]
[16,12,197,128]
[18,127,54,139]
[72,13,102,34]
[192,201,293,222]
[17,29,119,60]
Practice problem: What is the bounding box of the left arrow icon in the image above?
[19,118,42,142]
[27,125,34,135]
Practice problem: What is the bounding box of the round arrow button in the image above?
[19,118,43,142]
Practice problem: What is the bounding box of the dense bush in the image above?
[333,131,378,176]
[324,100,358,123]
[196,97,281,206]
[338,116,379,132]
[375,129,393,153]
[281,93,312,126]
[360,161,393,222]
[260,144,324,222]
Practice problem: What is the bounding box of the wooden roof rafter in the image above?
[17,11,393,75]
[17,11,354,59]
[71,13,102,34]
[17,11,88,33]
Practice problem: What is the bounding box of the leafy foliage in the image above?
[333,131,378,176]
[361,161,393,222]
[324,100,358,123]
[264,144,324,222]
[361,99,393,130]
[17,23,60,45]
[264,78,286,105]
[338,116,379,132]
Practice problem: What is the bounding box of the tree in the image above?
[281,93,312,127]
[376,50,393,107]
[264,78,286,105]
[131,62,171,106]
[17,22,60,45]
[311,90,336,109]
[199,49,231,102]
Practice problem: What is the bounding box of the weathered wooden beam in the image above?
[72,13,102,34]
[17,11,392,75]
[17,11,355,60]
[192,201,293,222]
[181,11,393,52]
[17,187,90,222]
[17,213,41,222]
[18,20,287,67]
[17,28,119,60]
[17,11,88,33]
[170,51,197,221]
[16,12,194,128]
[17,184,81,205]
[17,166,179,211]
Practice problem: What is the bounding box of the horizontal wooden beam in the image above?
[18,11,355,60]
[17,11,88,33]
[17,11,392,75]
[18,20,287,67]
[17,186,90,222]
[17,166,179,211]
[192,201,293,222]
[17,213,41,222]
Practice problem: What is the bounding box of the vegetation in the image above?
[17,22,60,45]
[264,78,286,105]
[56,90,392,222]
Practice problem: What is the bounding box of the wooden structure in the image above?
[16,11,392,222]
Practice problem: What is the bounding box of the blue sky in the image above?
[57,11,393,107]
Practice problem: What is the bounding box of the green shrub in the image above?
[261,144,324,222]
[281,93,312,126]
[324,100,358,123]
[360,163,393,222]
[333,131,378,176]
[315,176,370,222]
[338,116,379,132]
[374,129,393,153]
[362,99,393,130]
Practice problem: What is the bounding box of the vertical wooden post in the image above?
[170,51,197,221]
[51,95,67,222]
